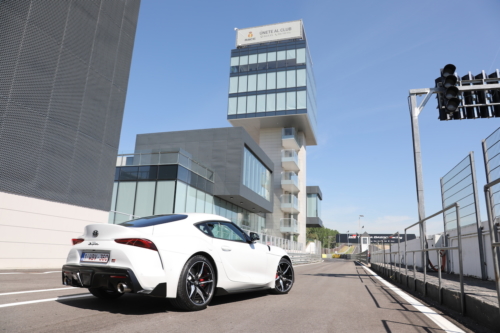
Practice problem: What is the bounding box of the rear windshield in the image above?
[119,214,188,228]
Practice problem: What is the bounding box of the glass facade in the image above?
[243,147,272,201]
[110,167,265,233]
[307,193,321,218]
[227,39,317,135]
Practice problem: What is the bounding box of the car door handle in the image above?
[221,246,232,252]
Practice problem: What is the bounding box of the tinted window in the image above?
[138,166,158,180]
[158,165,177,180]
[119,167,139,180]
[178,166,190,183]
[195,223,213,236]
[206,222,246,242]
[119,214,188,227]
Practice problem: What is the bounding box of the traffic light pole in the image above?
[407,83,500,280]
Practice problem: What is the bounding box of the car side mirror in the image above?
[249,232,260,242]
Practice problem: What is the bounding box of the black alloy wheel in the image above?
[272,258,294,294]
[171,255,215,311]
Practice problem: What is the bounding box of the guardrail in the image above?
[484,177,500,317]
[370,203,466,315]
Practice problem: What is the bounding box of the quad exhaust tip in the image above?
[117,283,131,293]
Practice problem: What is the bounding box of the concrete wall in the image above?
[297,132,307,245]
[0,192,108,269]
[259,128,284,237]
[377,221,496,280]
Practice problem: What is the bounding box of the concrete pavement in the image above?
[0,259,489,332]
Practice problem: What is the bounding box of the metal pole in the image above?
[438,249,442,304]
[413,251,416,291]
[470,151,488,280]
[440,176,451,274]
[409,94,427,272]
[397,233,401,283]
[456,203,465,315]
[423,220,427,297]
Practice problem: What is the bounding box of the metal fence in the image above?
[370,203,466,315]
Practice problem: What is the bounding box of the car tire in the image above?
[170,255,216,311]
[271,257,294,295]
[88,287,124,299]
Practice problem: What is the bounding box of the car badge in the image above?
[88,242,99,246]
[92,230,99,237]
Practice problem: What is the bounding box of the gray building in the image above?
[0,0,140,210]
[110,127,271,233]
[0,0,141,269]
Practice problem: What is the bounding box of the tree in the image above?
[306,227,339,248]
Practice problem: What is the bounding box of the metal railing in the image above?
[116,152,214,181]
[370,203,466,315]
[281,149,299,164]
[280,218,298,234]
[484,177,500,317]
[353,250,369,264]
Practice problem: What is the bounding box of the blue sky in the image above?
[120,0,500,236]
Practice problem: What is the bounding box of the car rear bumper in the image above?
[62,264,144,292]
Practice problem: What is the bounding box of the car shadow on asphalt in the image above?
[58,290,271,314]
[57,293,181,314]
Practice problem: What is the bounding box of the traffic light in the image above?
[488,70,500,117]
[436,64,461,120]
[474,71,491,118]
[461,73,477,119]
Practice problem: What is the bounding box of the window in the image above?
[154,181,175,214]
[257,95,266,112]
[228,97,237,115]
[119,167,138,181]
[230,57,239,73]
[297,91,307,109]
[206,222,246,242]
[120,214,188,228]
[257,73,267,91]
[174,181,187,213]
[286,49,296,66]
[243,147,271,200]
[266,72,276,90]
[286,91,296,110]
[297,69,306,87]
[257,53,267,70]
[247,95,256,113]
[238,76,247,92]
[138,166,157,180]
[266,94,275,111]
[247,74,257,92]
[276,92,286,111]
[248,54,258,71]
[296,48,306,64]
[229,77,238,93]
[158,165,177,180]
[115,182,136,222]
[196,190,205,213]
[286,70,296,88]
[196,223,212,236]
[237,96,247,114]
[134,181,156,217]
[277,72,286,89]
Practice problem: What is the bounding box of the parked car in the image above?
[62,213,294,311]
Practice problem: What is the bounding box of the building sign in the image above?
[236,20,303,47]
[336,233,416,244]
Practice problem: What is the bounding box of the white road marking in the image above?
[0,287,76,296]
[0,271,61,275]
[359,262,465,333]
[0,294,92,308]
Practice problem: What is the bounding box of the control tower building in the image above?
[227,20,318,245]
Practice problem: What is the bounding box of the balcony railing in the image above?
[281,149,300,172]
[280,218,299,234]
[116,152,214,181]
[281,194,300,214]
[282,128,300,150]
[281,172,300,193]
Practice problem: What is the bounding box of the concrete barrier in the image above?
[369,263,500,332]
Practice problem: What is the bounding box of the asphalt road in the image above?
[0,260,486,333]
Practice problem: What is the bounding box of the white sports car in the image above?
[62,213,294,311]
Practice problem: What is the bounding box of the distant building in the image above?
[0,0,141,268]
[110,20,324,243]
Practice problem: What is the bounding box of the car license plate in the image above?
[80,252,109,263]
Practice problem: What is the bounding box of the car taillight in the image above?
[114,238,158,251]
[72,238,84,245]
